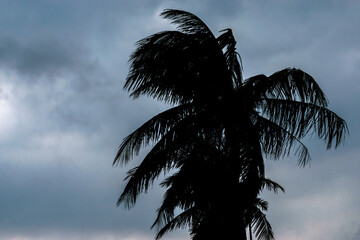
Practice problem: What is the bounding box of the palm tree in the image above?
[114,9,348,240]
[149,137,284,240]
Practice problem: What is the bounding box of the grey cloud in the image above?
[0,130,165,235]
[353,228,360,240]
[0,38,90,78]
[0,1,359,240]
[0,1,176,238]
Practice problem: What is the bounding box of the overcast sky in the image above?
[0,1,359,240]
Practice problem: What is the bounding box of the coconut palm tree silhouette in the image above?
[114,9,348,240]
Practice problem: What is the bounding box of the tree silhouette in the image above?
[114,9,348,240]
[149,137,284,240]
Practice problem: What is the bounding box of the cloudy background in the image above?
[0,0,359,239]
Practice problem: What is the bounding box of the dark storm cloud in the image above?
[0,37,114,134]
[0,38,87,77]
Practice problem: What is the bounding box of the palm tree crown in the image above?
[115,9,348,240]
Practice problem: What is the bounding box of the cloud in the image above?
[262,148,360,240]
[0,1,359,240]
[0,38,87,77]
[0,80,17,138]
[353,228,360,240]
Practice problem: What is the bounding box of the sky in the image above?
[0,0,359,239]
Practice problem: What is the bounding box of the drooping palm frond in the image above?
[117,116,204,208]
[244,198,268,225]
[114,103,195,165]
[248,68,328,106]
[124,9,238,105]
[242,197,276,240]
[116,104,226,209]
[124,29,229,104]
[261,178,285,194]
[217,28,243,88]
[251,209,274,240]
[260,99,348,149]
[242,74,268,90]
[153,168,199,228]
[117,138,191,208]
[161,9,214,36]
[153,175,195,230]
[257,116,311,166]
[152,142,222,230]
[125,31,207,104]
[155,207,197,240]
[237,142,265,185]
[244,198,275,240]
[253,197,269,212]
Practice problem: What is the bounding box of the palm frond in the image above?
[161,9,214,36]
[117,142,189,208]
[260,99,348,149]
[238,144,265,183]
[253,197,269,212]
[243,197,274,240]
[114,103,195,165]
[153,172,196,229]
[152,183,194,231]
[257,116,311,166]
[117,117,221,208]
[244,197,268,226]
[124,31,204,104]
[217,28,243,88]
[249,68,328,106]
[117,116,202,208]
[124,30,228,104]
[241,74,268,96]
[153,145,221,229]
[252,209,274,240]
[261,178,285,194]
[155,207,196,240]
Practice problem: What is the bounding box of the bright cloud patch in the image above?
[0,71,17,139]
